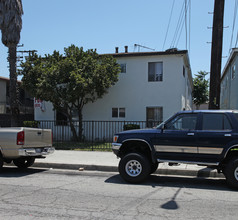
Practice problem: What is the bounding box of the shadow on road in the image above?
[105,173,235,192]
[0,166,47,178]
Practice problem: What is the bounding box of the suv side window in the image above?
[202,113,232,130]
[165,114,197,130]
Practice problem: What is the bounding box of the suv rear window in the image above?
[202,113,232,130]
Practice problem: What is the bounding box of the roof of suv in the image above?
[178,110,237,114]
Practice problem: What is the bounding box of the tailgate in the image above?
[23,127,52,148]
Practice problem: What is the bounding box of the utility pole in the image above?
[209,0,225,109]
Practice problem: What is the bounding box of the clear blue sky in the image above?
[0,0,237,79]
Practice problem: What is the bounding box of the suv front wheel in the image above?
[119,153,150,183]
[224,158,238,188]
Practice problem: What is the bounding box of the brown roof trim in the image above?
[0,76,22,83]
[103,50,188,58]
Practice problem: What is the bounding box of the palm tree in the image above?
[0,0,23,126]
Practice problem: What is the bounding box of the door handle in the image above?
[187,133,194,136]
[224,134,231,137]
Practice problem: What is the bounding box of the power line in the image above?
[170,1,185,48]
[189,0,191,53]
[172,0,191,49]
[162,0,175,50]
[185,0,187,50]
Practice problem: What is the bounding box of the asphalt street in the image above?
[0,167,237,220]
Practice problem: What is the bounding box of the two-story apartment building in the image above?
[220,48,238,109]
[35,48,193,124]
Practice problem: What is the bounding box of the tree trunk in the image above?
[8,46,19,127]
[69,119,78,141]
[78,109,83,142]
[66,110,78,141]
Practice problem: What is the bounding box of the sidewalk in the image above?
[33,150,225,178]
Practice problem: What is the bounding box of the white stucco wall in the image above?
[34,100,54,121]
[83,54,191,122]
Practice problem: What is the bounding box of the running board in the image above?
[157,159,219,166]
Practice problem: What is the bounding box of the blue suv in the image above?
[112,110,238,188]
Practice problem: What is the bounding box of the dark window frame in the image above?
[148,62,163,82]
[112,108,125,118]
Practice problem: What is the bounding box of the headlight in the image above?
[113,135,119,143]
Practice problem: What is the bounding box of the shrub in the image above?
[23,121,39,128]
[123,124,140,131]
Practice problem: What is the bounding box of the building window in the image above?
[146,107,163,127]
[120,64,126,73]
[148,62,163,82]
[112,108,125,118]
[232,65,236,80]
[183,66,185,77]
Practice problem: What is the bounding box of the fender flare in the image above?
[121,138,157,163]
[223,144,238,159]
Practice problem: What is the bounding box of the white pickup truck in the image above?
[0,127,54,169]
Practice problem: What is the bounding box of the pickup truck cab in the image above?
[0,127,54,169]
[112,110,238,188]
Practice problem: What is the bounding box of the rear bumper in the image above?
[18,147,55,156]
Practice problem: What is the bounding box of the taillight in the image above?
[17,131,24,145]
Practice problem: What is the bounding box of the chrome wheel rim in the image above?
[125,160,142,177]
[234,167,238,181]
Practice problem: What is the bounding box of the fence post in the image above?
[91,121,94,151]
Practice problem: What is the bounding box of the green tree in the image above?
[192,71,209,109]
[0,0,23,126]
[20,45,120,140]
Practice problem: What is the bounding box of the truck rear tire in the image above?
[224,158,238,188]
[119,153,150,183]
[13,157,35,169]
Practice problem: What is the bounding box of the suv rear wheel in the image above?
[224,158,238,188]
[119,153,150,183]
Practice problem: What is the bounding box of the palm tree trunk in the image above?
[8,46,19,126]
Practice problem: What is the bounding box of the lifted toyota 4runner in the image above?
[112,110,238,188]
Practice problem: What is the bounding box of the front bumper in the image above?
[18,147,55,156]
[112,143,122,155]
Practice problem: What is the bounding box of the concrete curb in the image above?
[33,163,118,172]
[33,162,225,179]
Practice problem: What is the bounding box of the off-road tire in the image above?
[13,157,35,169]
[119,153,150,183]
[224,158,238,189]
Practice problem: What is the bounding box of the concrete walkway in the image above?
[32,150,225,178]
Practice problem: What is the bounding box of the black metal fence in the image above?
[0,119,162,151]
